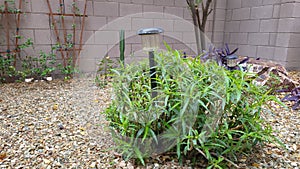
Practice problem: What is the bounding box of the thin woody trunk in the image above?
[187,0,214,55]
[200,0,213,51]
[187,0,201,55]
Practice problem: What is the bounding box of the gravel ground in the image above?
[0,73,299,169]
[0,78,116,168]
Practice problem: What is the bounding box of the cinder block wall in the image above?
[77,0,227,72]
[224,0,300,70]
[1,0,298,72]
[0,0,228,72]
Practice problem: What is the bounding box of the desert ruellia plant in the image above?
[103,46,283,168]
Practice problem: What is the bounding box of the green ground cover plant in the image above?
[103,46,283,168]
[0,38,79,83]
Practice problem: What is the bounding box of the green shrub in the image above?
[103,47,282,168]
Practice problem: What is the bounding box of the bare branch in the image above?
[207,8,213,16]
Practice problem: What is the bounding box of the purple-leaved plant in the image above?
[277,87,300,110]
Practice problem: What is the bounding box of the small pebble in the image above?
[291,162,298,167]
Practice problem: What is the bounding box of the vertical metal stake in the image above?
[149,50,157,98]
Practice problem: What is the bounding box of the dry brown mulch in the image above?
[0,72,299,168]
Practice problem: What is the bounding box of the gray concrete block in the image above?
[280,3,295,18]
[82,31,95,45]
[232,7,250,20]
[216,0,227,9]
[183,8,193,20]
[163,32,183,42]
[238,44,257,57]
[227,0,242,9]
[273,47,288,62]
[273,4,280,18]
[132,0,154,5]
[248,33,269,45]
[182,32,196,43]
[257,46,274,59]
[269,33,277,46]
[132,18,154,30]
[126,34,141,44]
[174,0,187,7]
[164,6,184,18]
[276,33,291,47]
[95,31,119,45]
[287,48,300,61]
[105,16,132,31]
[212,32,224,43]
[240,20,260,32]
[262,0,280,5]
[260,19,278,32]
[293,3,300,17]
[143,5,164,13]
[79,45,108,60]
[153,0,175,6]
[130,43,142,52]
[94,2,118,17]
[174,20,194,32]
[31,0,51,13]
[163,35,181,44]
[226,10,232,21]
[85,16,107,31]
[143,12,165,19]
[223,33,230,43]
[34,29,52,45]
[230,32,248,44]
[288,33,300,48]
[120,3,143,16]
[107,0,131,3]
[207,20,213,31]
[251,5,273,19]
[20,14,50,29]
[214,9,226,21]
[108,43,132,58]
[278,18,295,32]
[154,19,174,32]
[242,0,262,7]
[292,18,300,32]
[205,31,213,41]
[213,21,225,32]
[224,21,240,32]
[78,58,98,72]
